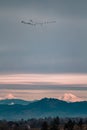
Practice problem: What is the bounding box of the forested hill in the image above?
[0,98,87,120]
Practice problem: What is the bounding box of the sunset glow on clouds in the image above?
[0,73,87,85]
[0,89,87,101]
[0,0,87,102]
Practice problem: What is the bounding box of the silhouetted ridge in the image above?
[0,98,87,120]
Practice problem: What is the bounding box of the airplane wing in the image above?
[35,21,56,25]
[44,21,56,24]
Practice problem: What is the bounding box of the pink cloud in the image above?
[0,73,87,85]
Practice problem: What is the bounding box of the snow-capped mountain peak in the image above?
[5,94,16,99]
[58,93,84,102]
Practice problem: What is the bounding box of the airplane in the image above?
[21,20,36,26]
[21,19,56,26]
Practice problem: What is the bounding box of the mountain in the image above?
[0,99,32,105]
[0,98,87,120]
[58,93,84,102]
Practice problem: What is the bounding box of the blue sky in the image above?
[0,0,87,100]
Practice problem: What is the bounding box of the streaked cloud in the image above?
[0,73,87,85]
[0,0,87,101]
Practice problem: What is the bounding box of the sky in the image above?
[0,0,87,101]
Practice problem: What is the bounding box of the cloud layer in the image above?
[0,0,87,73]
[0,73,87,85]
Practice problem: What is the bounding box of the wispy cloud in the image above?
[0,73,87,85]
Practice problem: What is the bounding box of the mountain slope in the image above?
[0,99,31,105]
[0,98,87,120]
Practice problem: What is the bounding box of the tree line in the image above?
[0,117,87,130]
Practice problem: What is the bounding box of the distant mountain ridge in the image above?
[0,99,31,105]
[0,93,84,105]
[0,98,87,120]
[58,93,84,102]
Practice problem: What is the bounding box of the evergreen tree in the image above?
[50,117,60,130]
[64,119,75,130]
[41,121,48,130]
[78,118,83,130]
